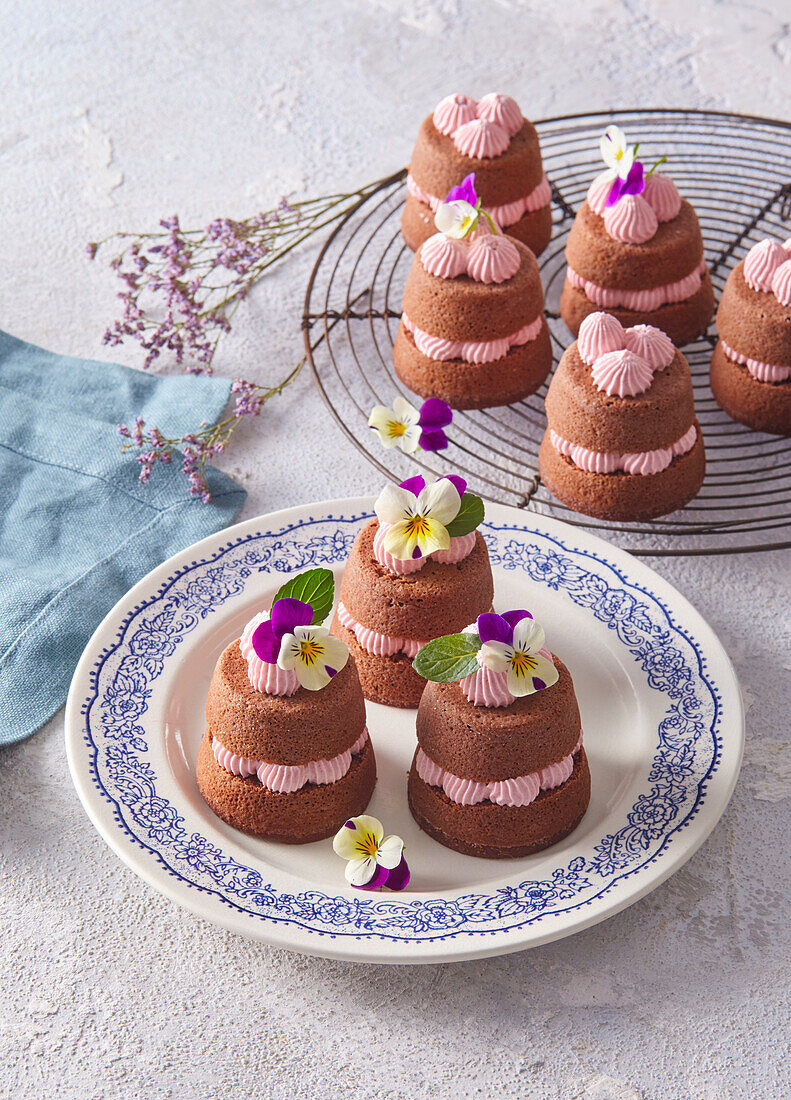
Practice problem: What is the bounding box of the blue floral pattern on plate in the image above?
[78,512,721,944]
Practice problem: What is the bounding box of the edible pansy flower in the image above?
[600,124,634,180]
[375,473,466,562]
[277,622,349,691]
[433,172,497,239]
[252,597,314,664]
[476,610,559,697]
[368,396,453,454]
[332,815,410,891]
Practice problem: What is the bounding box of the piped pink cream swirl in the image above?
[415,730,583,807]
[433,93,477,135]
[336,602,425,658]
[407,173,551,229]
[744,239,788,292]
[420,232,520,283]
[402,313,543,365]
[551,424,697,475]
[603,194,659,245]
[212,728,368,793]
[459,647,554,707]
[721,341,791,383]
[239,611,299,696]
[591,349,655,397]
[372,522,476,575]
[587,171,681,224]
[567,260,707,311]
[453,118,510,159]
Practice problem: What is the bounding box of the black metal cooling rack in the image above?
[303,109,791,556]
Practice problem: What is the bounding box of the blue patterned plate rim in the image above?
[65,498,743,964]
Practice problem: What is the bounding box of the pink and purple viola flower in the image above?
[368,396,453,455]
[332,815,410,891]
[374,473,470,562]
[252,596,348,692]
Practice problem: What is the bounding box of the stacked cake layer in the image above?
[407,656,589,858]
[330,519,494,708]
[402,92,552,257]
[711,240,791,435]
[394,235,552,409]
[196,639,375,842]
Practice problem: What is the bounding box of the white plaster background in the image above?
[1,2,790,1097]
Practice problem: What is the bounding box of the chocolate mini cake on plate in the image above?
[394,173,551,409]
[710,237,791,435]
[403,92,552,257]
[330,473,493,708]
[539,311,706,521]
[408,610,590,859]
[197,570,376,842]
[560,125,714,347]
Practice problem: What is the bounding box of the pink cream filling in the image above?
[212,728,369,793]
[240,611,300,696]
[336,602,426,658]
[407,172,552,229]
[721,340,791,384]
[373,521,476,575]
[567,260,707,312]
[416,730,584,808]
[402,312,543,365]
[550,424,697,476]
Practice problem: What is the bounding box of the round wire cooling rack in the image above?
[303,108,791,556]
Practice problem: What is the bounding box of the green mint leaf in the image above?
[445,493,485,538]
[272,568,335,625]
[413,632,481,683]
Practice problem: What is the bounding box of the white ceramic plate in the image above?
[65,499,743,963]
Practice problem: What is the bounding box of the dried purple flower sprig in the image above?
[118,357,305,502]
[92,180,386,500]
[89,187,379,374]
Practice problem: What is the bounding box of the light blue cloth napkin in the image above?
[0,329,246,744]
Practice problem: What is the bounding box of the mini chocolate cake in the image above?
[539,312,705,521]
[710,238,791,435]
[394,176,551,410]
[402,92,552,257]
[560,125,714,347]
[408,611,590,858]
[330,475,494,708]
[197,572,376,842]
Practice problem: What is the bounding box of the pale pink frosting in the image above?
[239,611,299,696]
[476,93,523,136]
[642,173,682,222]
[453,118,510,159]
[743,239,787,292]
[465,234,521,283]
[721,340,791,384]
[591,349,654,397]
[459,646,554,708]
[372,521,476,575]
[419,234,468,279]
[402,312,543,365]
[771,260,791,307]
[577,311,626,363]
[415,730,583,808]
[567,260,707,311]
[551,424,697,476]
[336,602,425,658]
[420,230,520,284]
[603,194,659,244]
[588,171,681,224]
[407,173,551,228]
[623,323,675,369]
[212,728,368,793]
[433,93,478,135]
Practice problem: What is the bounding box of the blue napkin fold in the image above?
[0,329,246,744]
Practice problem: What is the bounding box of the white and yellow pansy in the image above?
[600,124,635,180]
[375,475,462,562]
[277,624,349,691]
[368,396,423,453]
[332,815,410,890]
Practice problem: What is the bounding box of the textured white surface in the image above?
[1,2,790,1097]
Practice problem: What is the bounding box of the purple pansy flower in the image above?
[368,396,452,454]
[252,597,313,663]
[475,609,559,698]
[606,159,645,207]
[333,815,410,891]
[445,172,478,207]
